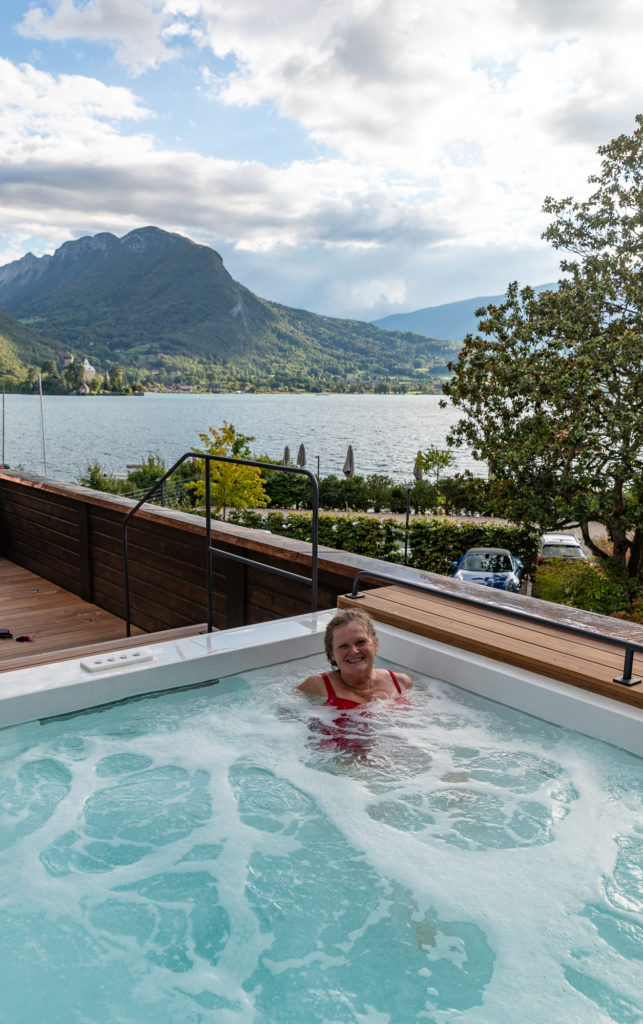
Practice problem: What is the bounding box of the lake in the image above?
[0,392,482,484]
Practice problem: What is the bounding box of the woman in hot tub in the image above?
[298,609,412,708]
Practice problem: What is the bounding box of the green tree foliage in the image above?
[365,474,394,513]
[532,558,638,617]
[444,115,643,581]
[63,360,86,390]
[77,462,121,493]
[190,421,269,520]
[411,480,439,514]
[108,365,123,392]
[417,445,455,487]
[123,453,168,492]
[261,468,313,509]
[228,508,538,573]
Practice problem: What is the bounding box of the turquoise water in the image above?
[0,657,641,1023]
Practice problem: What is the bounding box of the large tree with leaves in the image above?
[444,115,642,580]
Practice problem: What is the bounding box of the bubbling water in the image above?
[0,657,641,1023]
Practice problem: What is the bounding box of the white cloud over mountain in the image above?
[1,0,641,318]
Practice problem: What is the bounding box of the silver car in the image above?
[538,532,585,564]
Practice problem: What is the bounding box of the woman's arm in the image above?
[297,673,327,697]
[396,672,413,691]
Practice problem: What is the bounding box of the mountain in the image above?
[372,284,558,341]
[0,303,59,378]
[0,228,458,387]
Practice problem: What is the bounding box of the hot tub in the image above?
[0,612,641,1022]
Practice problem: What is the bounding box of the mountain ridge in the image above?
[372,283,558,341]
[0,227,458,391]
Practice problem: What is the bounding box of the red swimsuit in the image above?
[321,670,402,709]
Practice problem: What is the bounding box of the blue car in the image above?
[451,547,524,593]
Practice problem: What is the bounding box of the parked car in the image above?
[538,532,585,564]
[451,547,524,592]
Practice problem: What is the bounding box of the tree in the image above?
[190,421,268,520]
[443,115,643,580]
[63,360,86,390]
[417,445,455,488]
[365,474,394,512]
[108,364,123,392]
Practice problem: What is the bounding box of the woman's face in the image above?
[331,620,378,677]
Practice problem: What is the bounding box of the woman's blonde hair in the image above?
[324,609,377,667]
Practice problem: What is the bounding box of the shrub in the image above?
[228,509,539,575]
[411,480,439,514]
[408,518,539,576]
[262,469,312,509]
[77,462,120,493]
[365,474,394,512]
[318,474,344,509]
[532,558,639,616]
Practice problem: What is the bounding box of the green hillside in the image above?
[0,227,460,391]
[0,305,60,384]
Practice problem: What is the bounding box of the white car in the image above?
[538,532,585,563]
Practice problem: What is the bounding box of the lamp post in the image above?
[404,483,413,564]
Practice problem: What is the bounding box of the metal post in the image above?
[404,484,412,564]
[316,454,320,478]
[205,462,213,632]
[38,374,48,476]
[613,645,641,686]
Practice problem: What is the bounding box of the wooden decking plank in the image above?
[361,586,632,665]
[362,597,625,683]
[0,558,143,667]
[361,585,642,661]
[339,587,643,708]
[353,586,640,666]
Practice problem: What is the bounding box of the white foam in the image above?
[0,649,641,1023]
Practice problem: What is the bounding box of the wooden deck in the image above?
[339,585,643,709]
[0,559,206,674]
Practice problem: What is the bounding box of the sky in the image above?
[0,0,641,322]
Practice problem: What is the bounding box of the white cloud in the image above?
[17,0,182,73]
[5,0,643,318]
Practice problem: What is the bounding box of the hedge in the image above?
[226,509,540,576]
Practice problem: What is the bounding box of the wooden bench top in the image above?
[338,585,643,710]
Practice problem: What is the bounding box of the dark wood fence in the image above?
[0,470,406,632]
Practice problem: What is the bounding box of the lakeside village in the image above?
[9,354,443,396]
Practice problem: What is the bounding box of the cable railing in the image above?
[122,452,320,636]
[345,569,642,687]
[120,477,194,505]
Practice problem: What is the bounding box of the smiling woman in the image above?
[297,608,413,707]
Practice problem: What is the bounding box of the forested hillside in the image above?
[0,227,459,392]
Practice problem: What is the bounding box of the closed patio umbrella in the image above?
[296,443,306,468]
[343,444,355,477]
[281,445,291,466]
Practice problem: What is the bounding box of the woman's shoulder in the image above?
[387,668,413,691]
[297,672,329,696]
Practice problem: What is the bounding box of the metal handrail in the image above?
[346,569,643,686]
[122,452,319,636]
